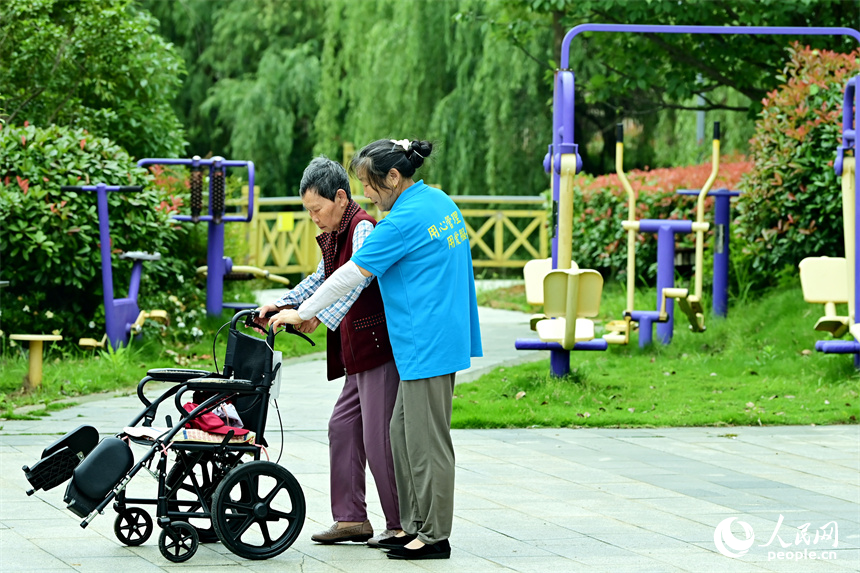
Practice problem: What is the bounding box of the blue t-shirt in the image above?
[352,180,483,380]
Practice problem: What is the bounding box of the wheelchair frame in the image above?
[22,310,314,562]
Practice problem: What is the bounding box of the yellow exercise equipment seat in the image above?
[523,257,553,330]
[799,256,851,337]
[534,267,604,350]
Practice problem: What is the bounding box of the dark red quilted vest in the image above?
[316,201,394,380]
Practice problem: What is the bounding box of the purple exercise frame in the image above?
[60,183,151,350]
[816,74,860,365]
[522,24,860,376]
[137,156,256,316]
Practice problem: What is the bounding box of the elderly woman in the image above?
[258,156,401,547]
[270,139,483,560]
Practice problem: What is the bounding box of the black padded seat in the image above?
[119,251,161,261]
[146,368,212,383]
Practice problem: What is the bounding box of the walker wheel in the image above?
[159,521,199,563]
[211,461,305,560]
[166,452,241,543]
[114,508,153,546]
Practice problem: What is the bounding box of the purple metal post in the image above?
[678,189,741,317]
[655,225,676,344]
[550,350,571,377]
[712,191,735,317]
[128,263,143,303]
[637,219,693,346]
[94,184,120,347]
[854,78,860,351]
[206,160,225,315]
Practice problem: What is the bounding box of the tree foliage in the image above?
[144,0,324,196]
[504,0,858,173]
[0,123,196,342]
[737,43,859,289]
[0,0,187,158]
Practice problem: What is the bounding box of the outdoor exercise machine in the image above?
[603,122,740,347]
[517,23,860,376]
[61,184,169,351]
[799,74,860,367]
[675,185,741,319]
[136,156,289,317]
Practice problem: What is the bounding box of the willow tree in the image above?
[316,0,554,198]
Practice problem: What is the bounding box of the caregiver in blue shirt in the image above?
[270,139,482,561]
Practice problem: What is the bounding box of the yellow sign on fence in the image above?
[277,212,295,232]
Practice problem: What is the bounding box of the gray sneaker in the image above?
[367,529,401,548]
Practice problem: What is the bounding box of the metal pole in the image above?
[95,184,121,348]
[712,193,731,317]
[655,225,675,345]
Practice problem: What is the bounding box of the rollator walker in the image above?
[22,310,313,562]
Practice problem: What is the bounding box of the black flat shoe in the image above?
[375,534,417,550]
[387,539,451,560]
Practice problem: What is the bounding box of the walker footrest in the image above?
[64,437,133,518]
[22,425,99,495]
[603,333,627,345]
[603,320,631,343]
[145,309,169,324]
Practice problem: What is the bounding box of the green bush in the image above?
[0,123,197,347]
[570,158,751,285]
[0,0,187,159]
[736,43,860,289]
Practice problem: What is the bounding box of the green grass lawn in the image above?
[454,281,860,429]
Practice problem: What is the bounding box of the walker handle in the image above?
[239,309,316,347]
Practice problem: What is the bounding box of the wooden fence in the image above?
[230,188,548,275]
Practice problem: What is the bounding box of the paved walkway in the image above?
[1,307,858,572]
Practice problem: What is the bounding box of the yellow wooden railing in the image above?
[231,187,548,275]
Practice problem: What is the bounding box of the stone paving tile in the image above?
[455,508,581,541]
[453,533,557,558]
[483,555,588,572]
[61,556,168,572]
